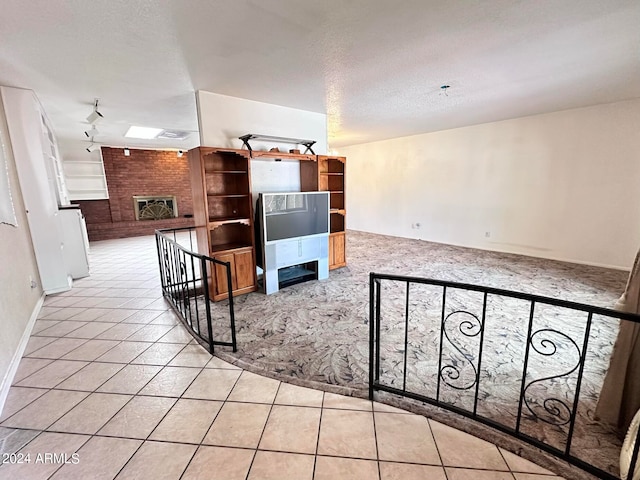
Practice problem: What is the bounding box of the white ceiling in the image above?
[1,0,639,161]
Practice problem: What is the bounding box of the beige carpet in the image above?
[201,230,628,477]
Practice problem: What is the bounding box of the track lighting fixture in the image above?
[124,148,130,156]
[86,99,103,124]
[86,143,99,153]
[84,125,99,138]
[177,150,184,157]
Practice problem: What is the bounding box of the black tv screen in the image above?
[261,192,329,242]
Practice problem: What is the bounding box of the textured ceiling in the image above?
[0,0,639,160]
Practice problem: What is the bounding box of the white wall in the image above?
[197,91,327,199]
[341,98,640,269]
[0,93,43,413]
[197,91,327,153]
[1,87,70,293]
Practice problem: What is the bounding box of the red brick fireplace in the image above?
[77,147,194,241]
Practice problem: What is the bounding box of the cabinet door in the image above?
[234,249,255,289]
[328,235,335,266]
[329,233,346,269]
[213,252,236,295]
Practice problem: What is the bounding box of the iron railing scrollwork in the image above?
[155,227,236,353]
[369,272,640,480]
[439,309,483,391]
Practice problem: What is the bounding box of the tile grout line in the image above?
[2,334,197,434]
[38,268,171,479]
[133,350,214,480]
[144,349,215,442]
[371,408,382,480]
[427,418,450,480]
[496,447,520,480]
[6,422,485,468]
[242,377,282,480]
[311,391,326,480]
[175,399,228,479]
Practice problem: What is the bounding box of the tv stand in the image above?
[263,236,329,294]
[278,263,318,289]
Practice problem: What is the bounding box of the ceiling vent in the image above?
[156,129,191,140]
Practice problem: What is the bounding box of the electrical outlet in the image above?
[485,231,491,238]
[29,276,37,289]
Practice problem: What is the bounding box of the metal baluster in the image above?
[167,241,177,309]
[155,234,165,293]
[227,261,237,352]
[181,250,192,327]
[202,257,214,354]
[436,285,447,403]
[190,252,200,336]
[564,312,593,456]
[516,301,536,433]
[369,273,375,400]
[472,292,488,417]
[375,278,382,384]
[402,281,410,392]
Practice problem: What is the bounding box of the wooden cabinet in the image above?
[329,232,346,269]
[211,247,255,301]
[188,147,257,301]
[301,155,347,270]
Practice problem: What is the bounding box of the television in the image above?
[255,191,329,268]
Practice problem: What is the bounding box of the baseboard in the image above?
[0,293,45,414]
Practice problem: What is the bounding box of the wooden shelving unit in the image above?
[188,147,257,301]
[301,155,347,270]
[250,150,316,162]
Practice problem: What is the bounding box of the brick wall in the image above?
[77,147,194,241]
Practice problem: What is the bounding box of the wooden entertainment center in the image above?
[188,144,347,301]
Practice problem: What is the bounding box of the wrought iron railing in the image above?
[368,272,640,480]
[155,227,236,353]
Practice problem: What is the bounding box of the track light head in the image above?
[124,148,130,156]
[86,110,103,124]
[177,150,184,157]
[86,99,104,124]
[84,126,99,138]
[86,143,99,153]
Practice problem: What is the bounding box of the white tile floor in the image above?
[0,235,565,479]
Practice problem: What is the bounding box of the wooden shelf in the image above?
[239,133,317,155]
[207,194,250,198]
[210,242,253,254]
[209,217,251,228]
[250,150,316,162]
[330,213,345,233]
[189,146,257,301]
[299,154,347,270]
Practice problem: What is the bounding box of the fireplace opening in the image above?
[133,195,178,221]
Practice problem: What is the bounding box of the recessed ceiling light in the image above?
[156,129,191,141]
[125,126,164,139]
